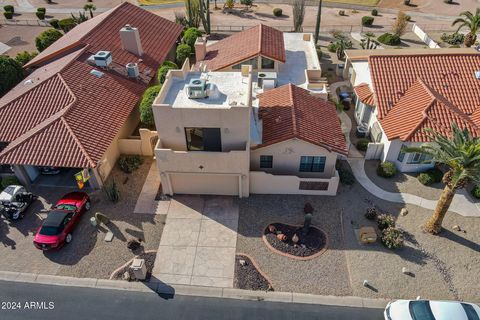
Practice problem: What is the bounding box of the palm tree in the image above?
[84,3,96,19]
[407,125,480,234]
[314,0,323,45]
[452,8,480,47]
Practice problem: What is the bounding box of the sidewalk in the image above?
[347,157,480,217]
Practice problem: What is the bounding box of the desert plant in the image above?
[304,202,314,214]
[377,32,401,45]
[174,11,188,26]
[103,180,120,203]
[3,11,13,19]
[49,19,59,29]
[3,5,14,13]
[361,16,374,27]
[139,85,161,127]
[364,207,378,220]
[35,28,63,52]
[338,10,345,16]
[15,51,38,66]
[356,138,369,151]
[185,0,210,33]
[176,43,192,66]
[58,17,77,32]
[377,213,395,230]
[0,56,23,96]
[273,8,282,17]
[405,125,480,234]
[471,185,480,198]
[371,9,378,16]
[404,0,410,4]
[418,172,435,186]
[292,0,306,32]
[157,61,178,84]
[84,3,96,18]
[377,161,397,178]
[182,27,201,49]
[302,213,312,235]
[452,9,480,47]
[36,11,45,20]
[338,167,355,185]
[71,11,88,24]
[314,0,323,44]
[240,0,253,9]
[224,0,234,9]
[392,11,409,37]
[119,155,144,173]
[440,32,464,45]
[381,227,404,249]
[360,36,378,49]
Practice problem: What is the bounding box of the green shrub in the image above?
[162,60,178,69]
[377,32,401,45]
[273,8,282,17]
[356,138,369,151]
[15,51,38,66]
[339,167,355,185]
[118,155,144,173]
[428,168,443,183]
[176,43,191,66]
[371,9,378,16]
[35,29,63,52]
[316,47,322,60]
[3,5,14,13]
[417,172,434,185]
[377,213,395,230]
[182,27,201,49]
[103,180,120,203]
[58,17,77,33]
[240,0,253,6]
[37,7,46,13]
[361,16,374,27]
[49,19,59,29]
[0,56,24,96]
[327,42,337,52]
[157,65,176,84]
[339,10,345,16]
[440,32,464,45]
[471,185,480,199]
[0,176,20,189]
[381,227,404,249]
[36,11,45,20]
[139,85,161,126]
[377,161,397,178]
[3,11,13,19]
[365,207,378,220]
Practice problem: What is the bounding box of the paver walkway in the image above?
[152,195,239,288]
[347,158,480,217]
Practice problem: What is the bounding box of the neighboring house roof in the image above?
[195,24,286,71]
[255,84,348,155]
[353,83,375,106]
[0,2,182,168]
[368,53,480,142]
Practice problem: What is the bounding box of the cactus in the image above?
[302,213,312,236]
[360,36,378,50]
[103,180,120,203]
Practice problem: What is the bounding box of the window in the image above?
[185,128,222,151]
[408,301,435,320]
[259,155,273,168]
[461,303,480,320]
[232,57,258,70]
[407,152,431,164]
[299,181,329,190]
[261,57,275,69]
[397,145,407,162]
[299,156,326,172]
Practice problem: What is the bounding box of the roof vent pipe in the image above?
[120,24,143,57]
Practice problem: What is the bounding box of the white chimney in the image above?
[120,24,143,57]
[194,37,207,62]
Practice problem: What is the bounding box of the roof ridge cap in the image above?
[289,84,297,136]
[60,117,96,167]
[258,24,263,55]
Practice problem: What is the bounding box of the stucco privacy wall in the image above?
[250,170,339,195]
[250,139,337,179]
[118,129,158,156]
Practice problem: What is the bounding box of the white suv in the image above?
[385,300,480,320]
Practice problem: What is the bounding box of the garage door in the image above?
[169,173,239,196]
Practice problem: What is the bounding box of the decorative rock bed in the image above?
[110,251,156,281]
[263,223,328,260]
[234,254,273,291]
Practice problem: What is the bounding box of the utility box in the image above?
[130,258,147,280]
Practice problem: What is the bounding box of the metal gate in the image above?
[365,143,384,160]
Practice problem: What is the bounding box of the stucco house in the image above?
[0,2,182,188]
[152,58,347,197]
[344,48,480,172]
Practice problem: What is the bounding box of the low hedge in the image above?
[361,16,374,27]
[273,8,282,17]
[49,19,59,29]
[378,32,401,46]
[371,9,378,16]
[356,138,369,151]
[377,161,397,178]
[36,11,45,20]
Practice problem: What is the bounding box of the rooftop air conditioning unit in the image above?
[257,72,277,88]
[94,51,112,68]
[186,78,208,99]
[126,63,139,78]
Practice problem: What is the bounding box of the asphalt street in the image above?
[0,280,384,320]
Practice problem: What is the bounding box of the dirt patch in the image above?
[234,254,272,291]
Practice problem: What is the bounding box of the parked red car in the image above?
[33,192,90,250]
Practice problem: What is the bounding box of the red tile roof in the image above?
[0,3,182,168]
[195,24,286,71]
[255,84,348,155]
[353,83,375,106]
[369,53,480,141]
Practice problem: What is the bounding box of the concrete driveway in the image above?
[152,195,239,288]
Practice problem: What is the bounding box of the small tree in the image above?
[176,44,192,66]
[392,11,409,37]
[84,3,96,18]
[15,51,38,66]
[35,29,63,52]
[292,0,306,32]
[0,56,23,97]
[140,85,162,127]
[452,9,480,47]
[182,27,201,49]
[157,61,178,84]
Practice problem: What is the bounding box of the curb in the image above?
[0,270,389,309]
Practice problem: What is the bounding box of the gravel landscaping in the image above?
[364,160,444,200]
[0,157,165,280]
[237,164,480,301]
[264,223,327,258]
[234,254,272,291]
